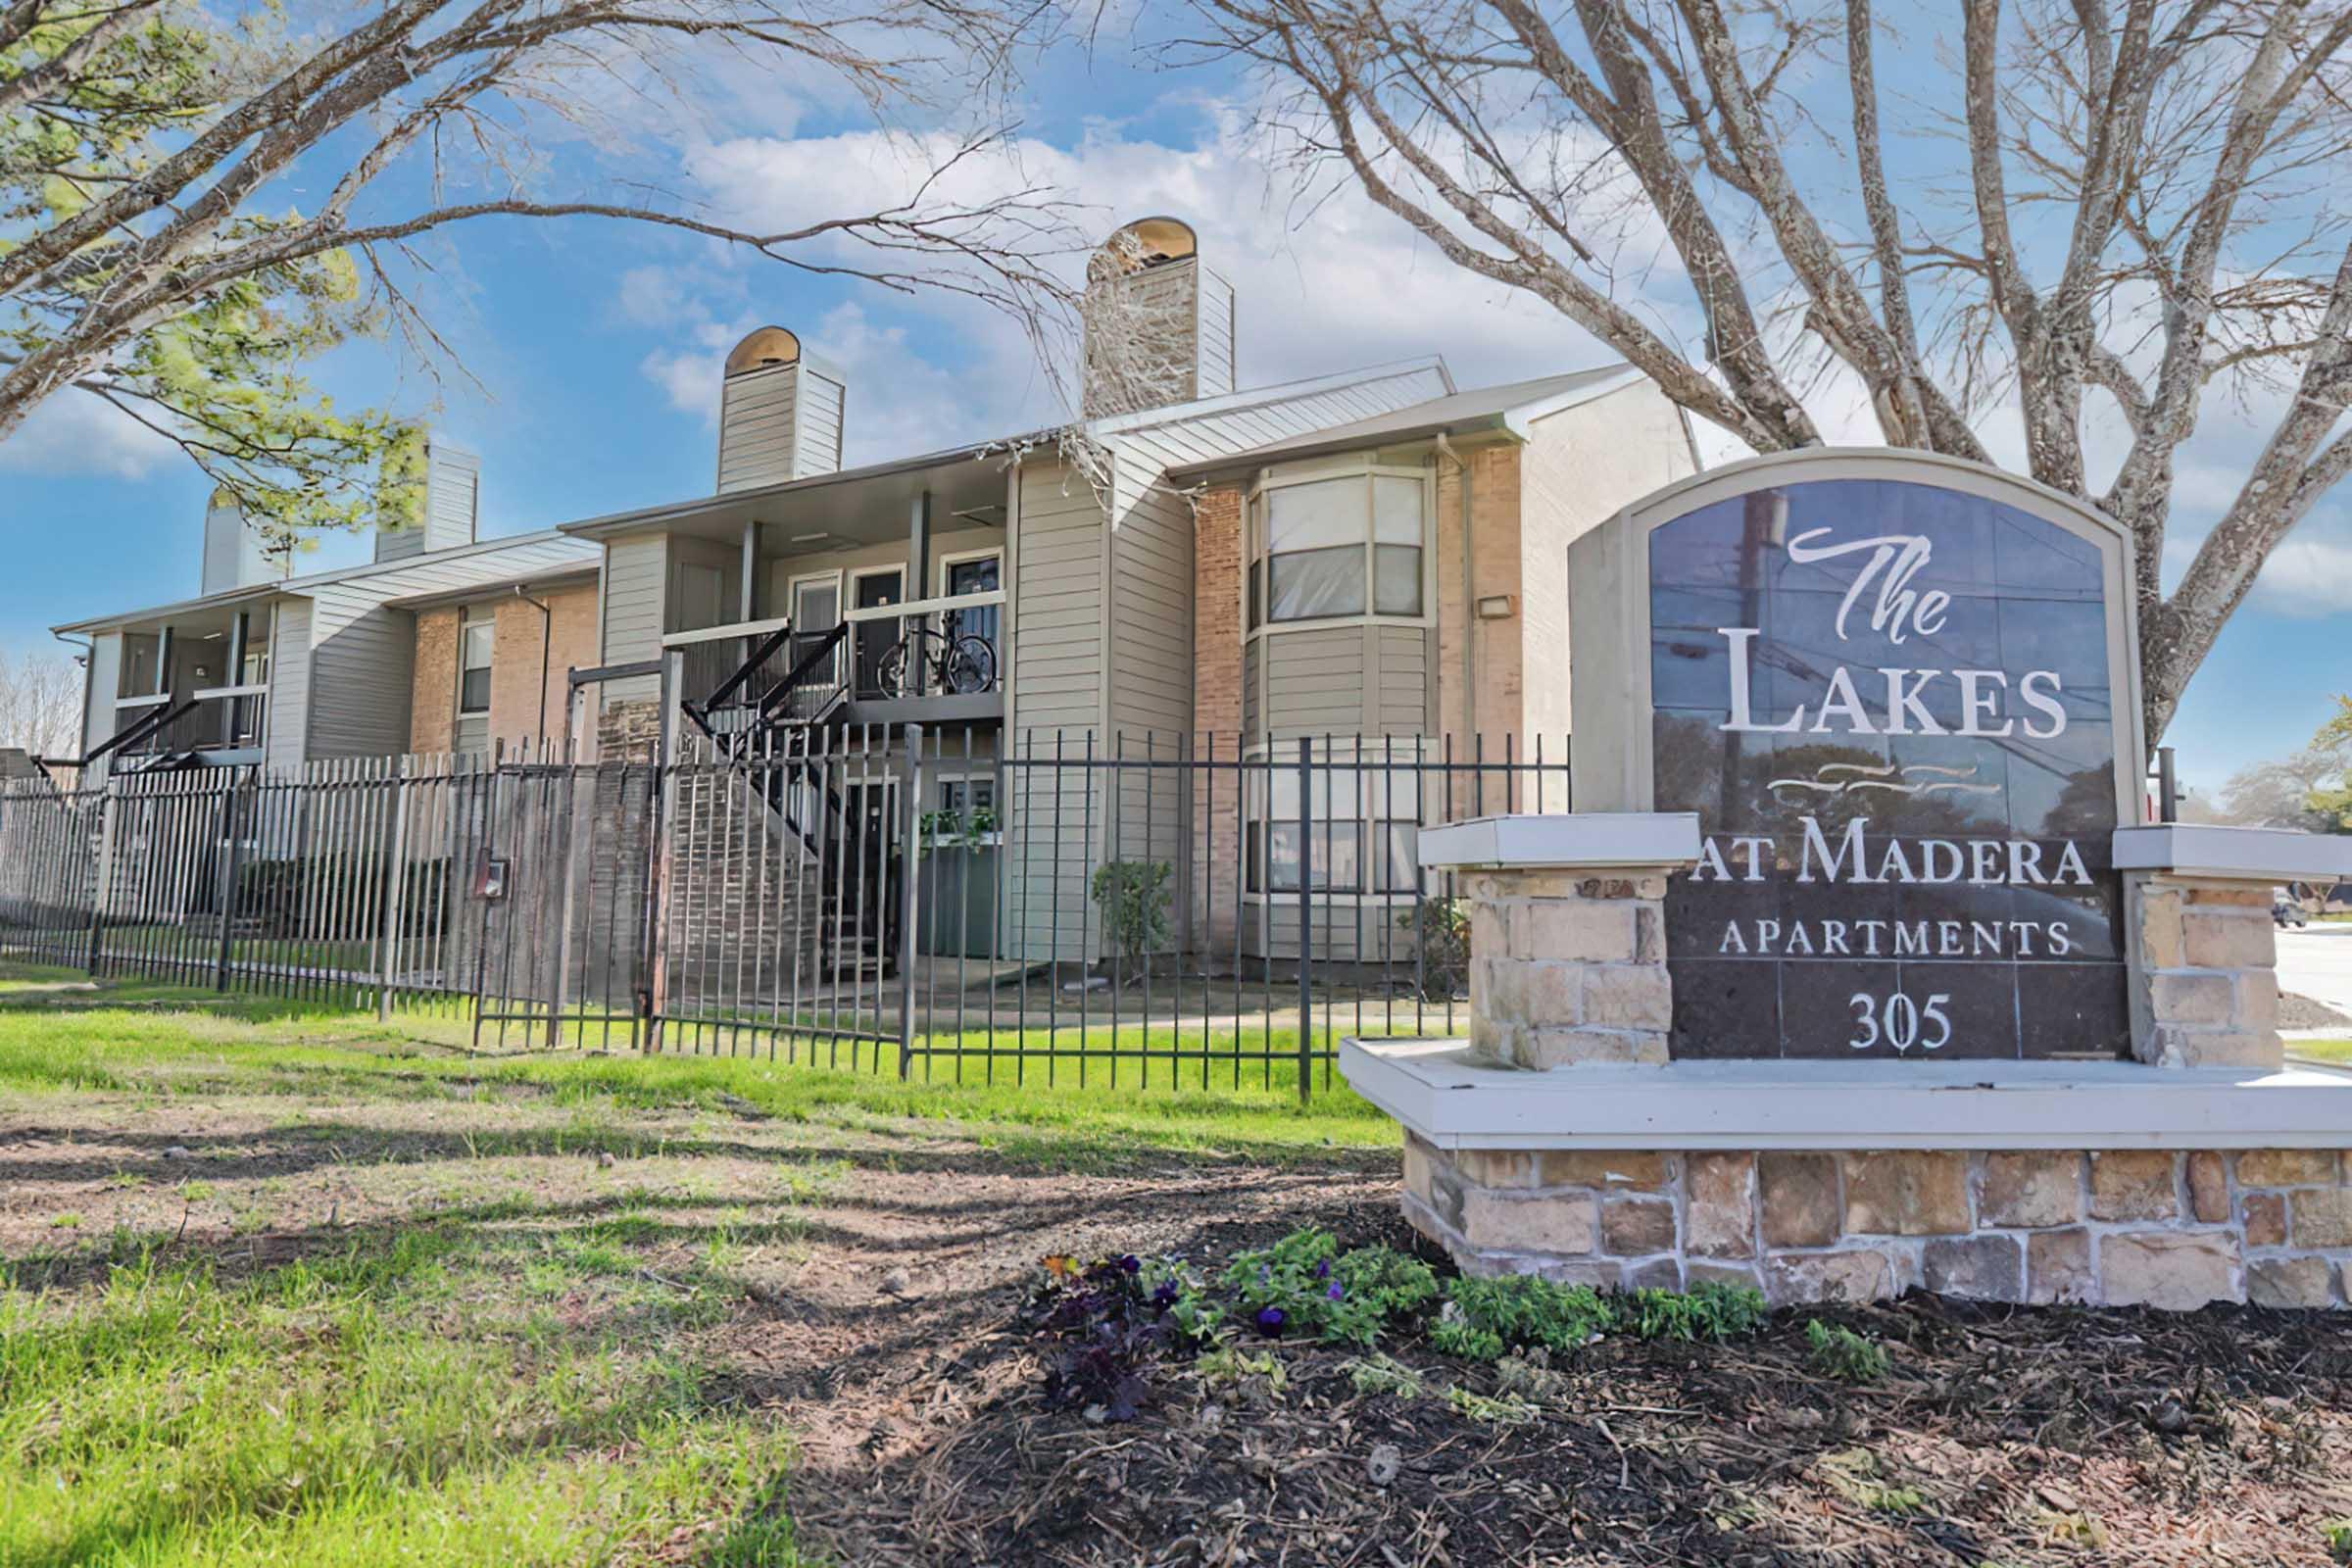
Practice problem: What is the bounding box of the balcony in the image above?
[108,685,268,767]
[666,586,1005,735]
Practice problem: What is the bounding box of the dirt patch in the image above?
[2282,990,2352,1030]
[780,1271,2352,1567]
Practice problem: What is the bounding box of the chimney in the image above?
[375,439,481,563]
[1081,217,1235,419]
[201,496,290,596]
[717,326,847,492]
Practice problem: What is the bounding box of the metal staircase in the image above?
[680,622,900,978]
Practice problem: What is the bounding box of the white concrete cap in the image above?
[2112,823,2352,883]
[1416,812,1702,872]
[1342,1038,2352,1152]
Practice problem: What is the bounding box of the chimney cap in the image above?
[1090,217,1199,280]
[725,325,804,377]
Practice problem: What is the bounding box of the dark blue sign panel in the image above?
[1648,478,2130,1060]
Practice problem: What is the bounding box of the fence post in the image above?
[1296,734,1313,1106]
[641,652,683,1053]
[213,770,246,991]
[377,758,411,1021]
[85,774,118,977]
[897,722,925,1080]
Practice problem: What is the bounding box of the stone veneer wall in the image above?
[2132,877,2282,1068]
[1463,868,1673,1067]
[1405,1136,2352,1309]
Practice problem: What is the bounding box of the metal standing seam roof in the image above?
[52,528,602,635]
[1159,365,1643,481]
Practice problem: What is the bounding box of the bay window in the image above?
[1250,466,1428,626]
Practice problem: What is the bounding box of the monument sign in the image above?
[1571,455,2142,1061]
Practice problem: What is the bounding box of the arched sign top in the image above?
[1565,449,2144,1064]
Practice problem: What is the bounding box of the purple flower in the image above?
[1152,1280,1180,1307]
[1315,1260,1332,1280]
[1118,1254,1141,1274]
[1326,1282,1346,1300]
[1254,1305,1287,1337]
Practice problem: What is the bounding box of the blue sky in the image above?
[1,25,2344,793]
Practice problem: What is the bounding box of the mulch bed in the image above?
[2282,990,2352,1031]
[784,1214,2352,1567]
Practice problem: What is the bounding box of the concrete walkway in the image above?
[2278,924,2352,1021]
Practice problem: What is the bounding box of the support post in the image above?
[86,776,118,975]
[376,758,411,1021]
[1297,734,1313,1105]
[641,651,683,1052]
[214,769,246,991]
[897,723,925,1079]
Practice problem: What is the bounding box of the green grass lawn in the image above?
[0,960,1395,1567]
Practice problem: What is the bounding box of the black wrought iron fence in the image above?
[0,728,1567,1099]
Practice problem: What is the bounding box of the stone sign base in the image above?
[1405,1134,2352,1309]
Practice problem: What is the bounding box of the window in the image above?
[1250,468,1427,626]
[1247,820,1420,895]
[938,776,997,815]
[458,618,494,715]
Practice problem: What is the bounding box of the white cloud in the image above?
[0,390,176,480]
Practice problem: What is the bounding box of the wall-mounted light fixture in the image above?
[1475,594,1516,619]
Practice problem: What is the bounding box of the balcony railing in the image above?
[111,685,267,761]
[843,589,1004,701]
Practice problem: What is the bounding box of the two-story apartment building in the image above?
[53,214,1699,962]
[56,450,599,780]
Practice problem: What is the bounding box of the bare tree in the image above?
[1183,0,2352,748]
[2,0,1077,545]
[0,649,84,760]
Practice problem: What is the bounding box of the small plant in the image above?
[1439,1274,1616,1358]
[1616,1280,1771,1341]
[2327,1520,2352,1565]
[1446,1384,1538,1425]
[1220,1231,1437,1347]
[1197,1346,1286,1395]
[1346,1353,1426,1399]
[1091,859,1173,979]
[1806,1319,1890,1384]
[1400,896,1470,1002]
[1028,1254,1170,1421]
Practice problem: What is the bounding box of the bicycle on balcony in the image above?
[875,621,996,699]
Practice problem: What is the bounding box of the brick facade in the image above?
[409,584,600,755]
[410,608,460,754]
[1405,1138,2352,1308]
[1433,442,1524,749]
[1190,482,1245,948]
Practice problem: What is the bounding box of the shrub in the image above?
[1616,1281,1772,1341]
[1399,896,1470,1001]
[236,854,448,940]
[1090,859,1172,976]
[1805,1319,1890,1384]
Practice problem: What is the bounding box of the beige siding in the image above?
[1376,625,1430,735]
[265,600,312,772]
[1519,381,1696,740]
[81,634,122,760]
[1007,459,1105,961]
[600,533,668,701]
[1260,626,1369,738]
[716,366,799,493]
[796,369,845,477]
[307,534,594,760]
[1196,268,1236,401]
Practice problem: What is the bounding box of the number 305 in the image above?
[1847,992,1952,1054]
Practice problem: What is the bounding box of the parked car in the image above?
[2275,888,2309,929]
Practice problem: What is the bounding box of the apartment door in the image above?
[786,571,843,685]
[940,552,1001,671]
[851,567,902,699]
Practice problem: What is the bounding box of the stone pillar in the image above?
[2128,875,2281,1069]
[1463,867,1673,1066]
